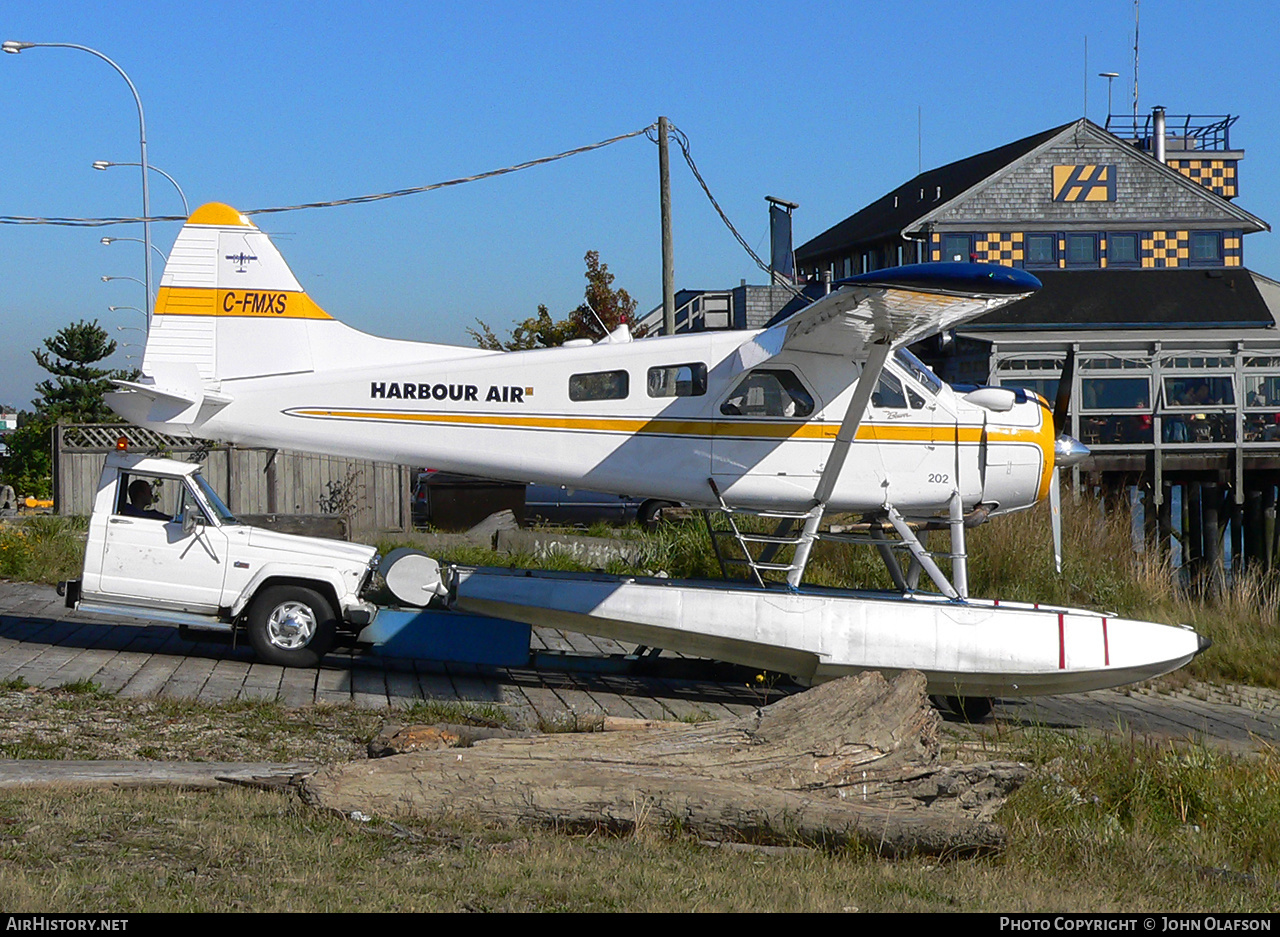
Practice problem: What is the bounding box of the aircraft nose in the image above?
[1055,434,1091,469]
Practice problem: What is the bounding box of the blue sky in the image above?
[2,0,1278,409]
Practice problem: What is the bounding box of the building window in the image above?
[1066,234,1098,266]
[569,370,629,401]
[942,235,970,263]
[1081,378,1150,410]
[1108,233,1139,266]
[1026,234,1056,266]
[1191,231,1222,264]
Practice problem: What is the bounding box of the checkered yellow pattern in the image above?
[1142,230,1189,268]
[1167,159,1237,198]
[1224,235,1242,267]
[930,232,940,262]
[973,232,1023,265]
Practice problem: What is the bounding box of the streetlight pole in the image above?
[101,236,168,267]
[102,275,147,317]
[108,305,148,327]
[4,40,153,325]
[1099,72,1119,129]
[93,161,187,217]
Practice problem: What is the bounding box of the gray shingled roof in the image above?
[795,123,1074,262]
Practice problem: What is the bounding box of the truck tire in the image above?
[638,499,676,531]
[246,585,337,668]
[943,695,994,722]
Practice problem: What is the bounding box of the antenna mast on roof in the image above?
[1132,0,1140,125]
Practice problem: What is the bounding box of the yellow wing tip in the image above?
[187,202,254,227]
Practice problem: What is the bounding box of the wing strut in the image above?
[786,339,893,589]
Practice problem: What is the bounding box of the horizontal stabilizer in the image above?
[105,360,231,429]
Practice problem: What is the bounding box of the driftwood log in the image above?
[302,671,1029,857]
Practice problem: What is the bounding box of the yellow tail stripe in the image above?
[154,286,332,320]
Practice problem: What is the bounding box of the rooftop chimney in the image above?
[1153,105,1166,163]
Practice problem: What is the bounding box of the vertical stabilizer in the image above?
[143,202,332,383]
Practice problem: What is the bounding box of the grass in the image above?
[0,726,1276,911]
[0,514,86,584]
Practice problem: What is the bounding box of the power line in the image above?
[0,123,657,227]
[658,122,807,304]
[2,118,811,306]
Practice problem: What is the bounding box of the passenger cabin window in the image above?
[720,369,814,418]
[569,370,629,402]
[647,362,707,398]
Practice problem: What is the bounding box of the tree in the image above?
[32,320,132,423]
[0,320,134,498]
[468,251,645,351]
[1,412,52,499]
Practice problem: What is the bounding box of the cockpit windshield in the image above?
[895,348,943,396]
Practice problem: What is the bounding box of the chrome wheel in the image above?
[264,600,318,650]
[247,585,336,667]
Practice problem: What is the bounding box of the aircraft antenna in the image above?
[1132,0,1140,125]
[583,297,610,338]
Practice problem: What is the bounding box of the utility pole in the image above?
[659,116,675,335]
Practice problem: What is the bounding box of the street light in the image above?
[102,275,147,321]
[108,304,148,328]
[4,40,154,322]
[93,160,188,217]
[1099,72,1120,127]
[101,236,167,266]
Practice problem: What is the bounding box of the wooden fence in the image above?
[54,424,412,537]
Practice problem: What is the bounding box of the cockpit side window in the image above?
[871,370,927,410]
[894,348,943,396]
[720,369,814,418]
[871,372,908,409]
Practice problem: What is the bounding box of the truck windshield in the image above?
[192,472,238,525]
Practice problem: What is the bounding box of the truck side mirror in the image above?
[182,511,200,534]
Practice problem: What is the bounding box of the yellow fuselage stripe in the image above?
[290,408,1011,444]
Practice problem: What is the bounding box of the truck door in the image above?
[97,473,229,612]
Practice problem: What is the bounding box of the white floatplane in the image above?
[106,203,1208,702]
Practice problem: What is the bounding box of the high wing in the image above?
[775,262,1041,358]
[760,262,1042,588]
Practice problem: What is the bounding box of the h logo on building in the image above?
[1052,165,1116,202]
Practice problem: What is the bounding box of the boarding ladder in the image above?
[703,479,968,598]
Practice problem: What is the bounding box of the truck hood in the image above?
[243,526,378,567]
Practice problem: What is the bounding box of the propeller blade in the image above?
[1050,468,1063,574]
[1052,347,1076,437]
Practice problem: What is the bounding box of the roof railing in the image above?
[1104,114,1238,152]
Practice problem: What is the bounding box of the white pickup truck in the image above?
[60,451,383,667]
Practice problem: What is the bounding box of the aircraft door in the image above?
[711,367,821,502]
[860,370,966,512]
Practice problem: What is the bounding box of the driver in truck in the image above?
[122,479,170,521]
